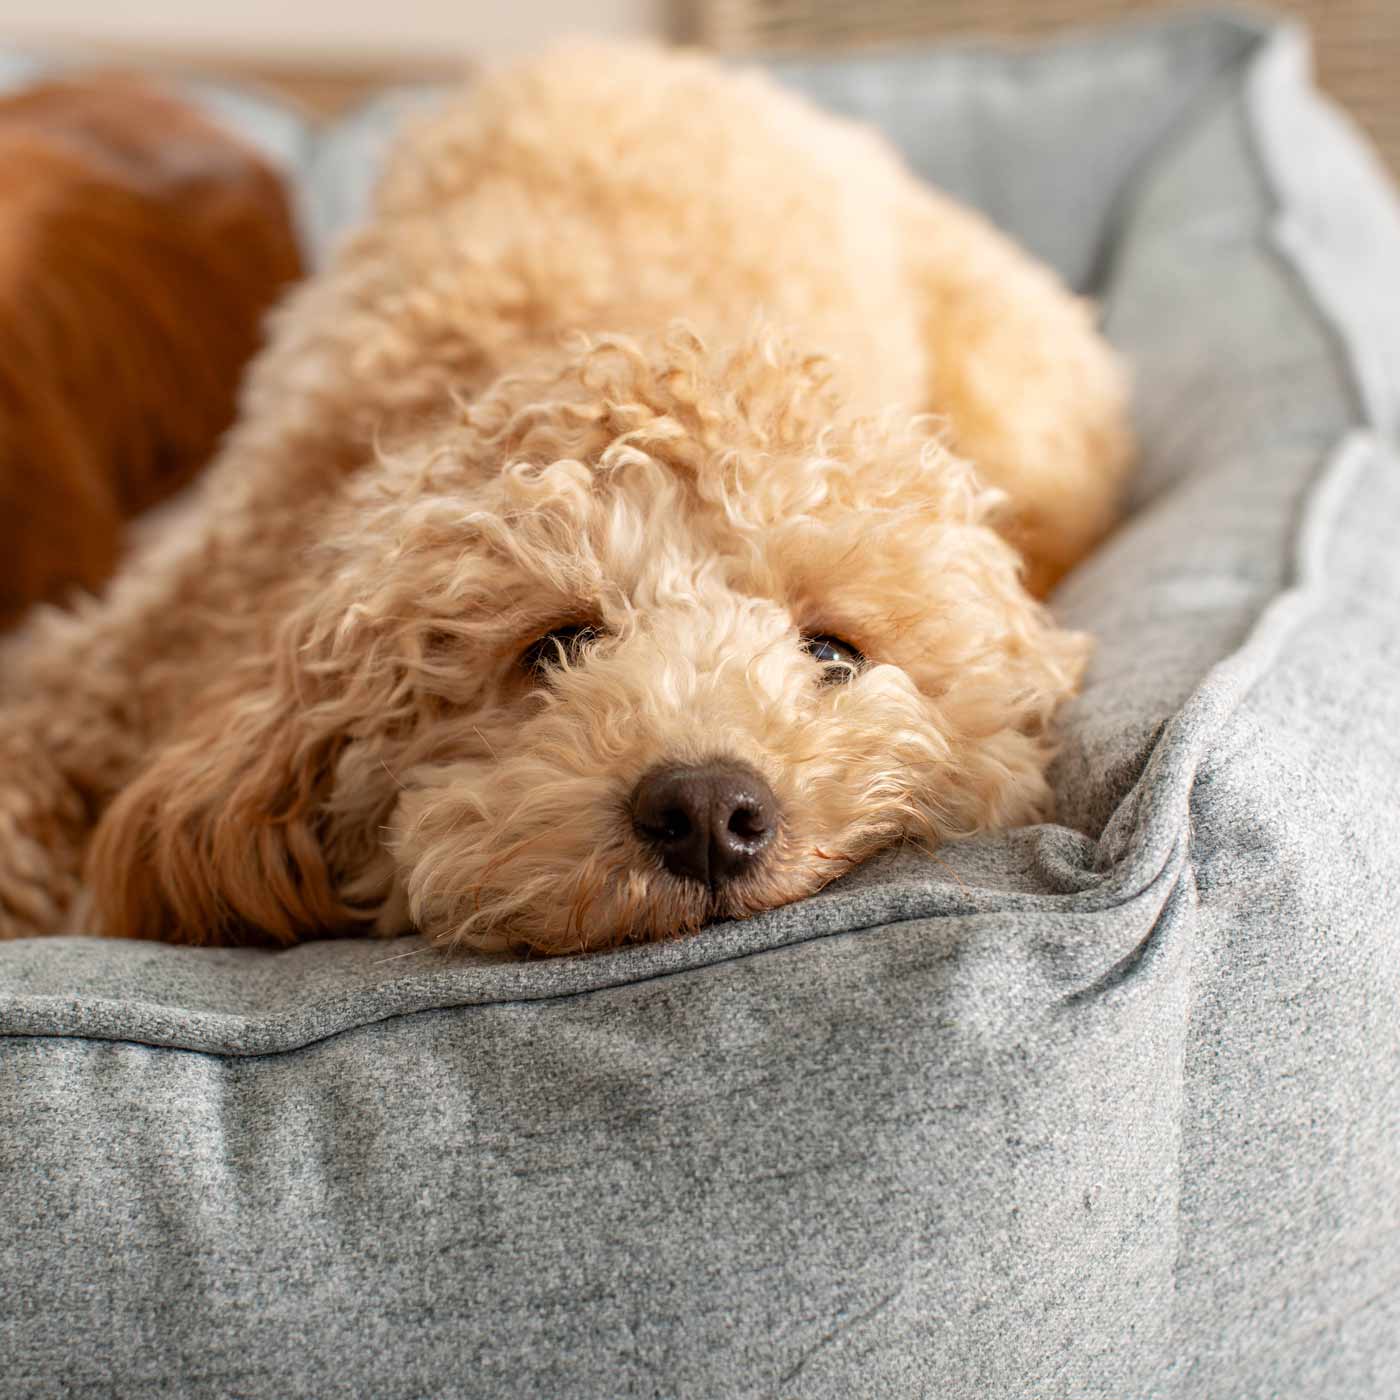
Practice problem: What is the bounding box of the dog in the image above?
[0,74,302,629]
[0,43,1131,954]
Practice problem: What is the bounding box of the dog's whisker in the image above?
[927,853,974,898]
[370,944,436,967]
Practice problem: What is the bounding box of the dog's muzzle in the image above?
[630,761,777,887]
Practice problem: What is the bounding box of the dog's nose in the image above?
[631,762,778,886]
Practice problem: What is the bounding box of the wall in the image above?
[0,0,666,63]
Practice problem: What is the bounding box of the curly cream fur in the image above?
[0,43,1131,954]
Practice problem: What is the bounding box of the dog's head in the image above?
[90,329,1087,953]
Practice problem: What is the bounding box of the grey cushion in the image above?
[4,11,1400,1397]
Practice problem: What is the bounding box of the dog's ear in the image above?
[84,452,513,946]
[85,676,355,946]
[84,604,402,945]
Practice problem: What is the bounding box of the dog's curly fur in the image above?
[0,43,1131,954]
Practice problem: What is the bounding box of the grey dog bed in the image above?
[3,10,1400,1397]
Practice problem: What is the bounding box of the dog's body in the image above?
[0,44,1131,953]
[0,75,302,629]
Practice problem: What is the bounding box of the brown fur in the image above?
[0,75,303,628]
[0,45,1131,952]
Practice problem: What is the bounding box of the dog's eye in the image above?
[802,632,864,685]
[521,624,601,674]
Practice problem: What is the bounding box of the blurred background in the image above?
[0,0,1393,169]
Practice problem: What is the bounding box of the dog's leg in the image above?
[0,638,154,938]
[903,191,1134,595]
[0,724,88,936]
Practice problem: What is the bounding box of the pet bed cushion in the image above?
[3,12,1400,1397]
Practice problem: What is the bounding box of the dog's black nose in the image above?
[631,762,778,886]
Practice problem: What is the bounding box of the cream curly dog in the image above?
[0,44,1130,954]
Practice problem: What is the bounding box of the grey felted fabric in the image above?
[3,11,1400,1397]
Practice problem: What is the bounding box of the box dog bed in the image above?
[2,11,1399,1396]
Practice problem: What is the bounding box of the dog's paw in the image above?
[0,744,86,939]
